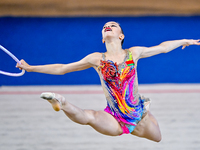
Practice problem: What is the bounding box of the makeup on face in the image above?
[102,21,125,46]
[103,22,119,31]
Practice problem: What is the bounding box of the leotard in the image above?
[98,49,146,134]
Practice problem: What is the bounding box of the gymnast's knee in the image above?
[82,109,97,125]
[154,135,162,142]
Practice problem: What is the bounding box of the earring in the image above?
[102,39,105,43]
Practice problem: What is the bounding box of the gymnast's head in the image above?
[102,21,125,46]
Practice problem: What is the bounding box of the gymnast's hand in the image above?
[16,59,31,72]
[182,39,200,49]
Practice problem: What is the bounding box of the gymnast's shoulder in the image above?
[82,52,102,67]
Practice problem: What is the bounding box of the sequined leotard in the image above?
[98,49,145,134]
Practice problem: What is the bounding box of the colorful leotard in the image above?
[98,49,146,134]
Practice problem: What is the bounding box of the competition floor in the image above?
[0,84,200,150]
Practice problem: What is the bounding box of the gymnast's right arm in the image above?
[16,53,100,75]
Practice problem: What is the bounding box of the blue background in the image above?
[0,16,200,85]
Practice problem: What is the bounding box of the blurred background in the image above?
[0,0,200,85]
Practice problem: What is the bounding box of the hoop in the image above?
[0,45,25,77]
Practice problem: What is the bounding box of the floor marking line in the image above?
[0,89,200,95]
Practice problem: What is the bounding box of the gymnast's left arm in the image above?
[131,39,200,59]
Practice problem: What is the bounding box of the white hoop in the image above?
[0,45,25,77]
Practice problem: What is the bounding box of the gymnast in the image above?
[16,21,200,142]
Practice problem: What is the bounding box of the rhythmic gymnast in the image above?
[16,21,200,142]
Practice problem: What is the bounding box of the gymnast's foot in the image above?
[140,95,151,111]
[40,92,66,111]
[144,99,151,111]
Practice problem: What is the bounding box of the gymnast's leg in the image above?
[40,92,123,136]
[131,111,162,142]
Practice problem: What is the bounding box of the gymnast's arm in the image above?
[130,39,200,60]
[16,52,101,75]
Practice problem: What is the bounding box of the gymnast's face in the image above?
[102,21,124,41]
